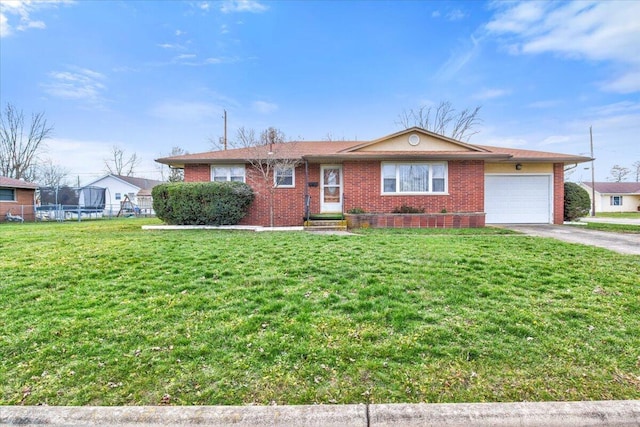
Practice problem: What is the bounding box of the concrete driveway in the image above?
[502,224,640,255]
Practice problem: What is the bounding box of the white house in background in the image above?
[580,182,640,213]
[83,174,164,215]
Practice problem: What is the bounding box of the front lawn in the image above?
[595,212,640,219]
[1,219,638,405]
[579,222,640,234]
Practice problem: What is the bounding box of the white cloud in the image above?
[472,88,511,100]
[486,2,548,34]
[220,0,268,14]
[252,100,278,114]
[447,9,465,21]
[17,19,45,31]
[486,1,640,93]
[599,70,640,94]
[42,67,107,107]
[540,135,572,145]
[149,100,221,123]
[0,13,9,36]
[0,0,73,38]
[436,34,481,80]
[174,53,197,61]
[158,43,184,49]
[431,10,441,18]
[526,99,563,109]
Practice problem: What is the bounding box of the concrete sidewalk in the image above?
[2,400,639,426]
[580,217,640,226]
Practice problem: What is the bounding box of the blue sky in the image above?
[1,0,639,184]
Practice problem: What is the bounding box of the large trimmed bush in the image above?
[152,182,254,225]
[564,182,591,221]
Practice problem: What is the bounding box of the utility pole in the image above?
[590,126,596,217]
[223,109,227,150]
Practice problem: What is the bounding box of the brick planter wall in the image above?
[345,212,486,229]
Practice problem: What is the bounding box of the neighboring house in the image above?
[579,182,640,213]
[0,176,38,222]
[156,127,591,227]
[83,174,164,215]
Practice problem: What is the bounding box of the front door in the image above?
[320,165,343,213]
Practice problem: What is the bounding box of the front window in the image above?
[274,166,294,187]
[610,196,623,206]
[0,188,16,201]
[115,193,122,201]
[211,165,246,182]
[381,162,448,194]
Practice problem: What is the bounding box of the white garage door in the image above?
[485,175,552,224]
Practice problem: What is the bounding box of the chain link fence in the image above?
[2,204,155,223]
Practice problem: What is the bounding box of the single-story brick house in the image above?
[579,181,640,213]
[156,128,591,228]
[0,176,38,222]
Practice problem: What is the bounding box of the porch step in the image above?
[304,219,348,231]
[306,213,345,221]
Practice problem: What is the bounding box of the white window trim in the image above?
[381,162,448,195]
[274,165,295,188]
[610,195,623,206]
[210,164,246,183]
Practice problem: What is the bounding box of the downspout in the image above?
[304,159,310,223]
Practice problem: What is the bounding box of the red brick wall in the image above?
[342,160,485,214]
[1,188,35,221]
[183,163,308,227]
[239,166,307,227]
[184,161,486,227]
[184,164,211,182]
[553,163,564,224]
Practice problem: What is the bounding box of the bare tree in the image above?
[608,164,631,182]
[633,160,640,182]
[396,101,482,141]
[0,103,54,180]
[36,158,70,187]
[236,126,300,227]
[167,146,186,182]
[104,145,141,176]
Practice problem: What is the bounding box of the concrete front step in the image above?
[304,219,347,231]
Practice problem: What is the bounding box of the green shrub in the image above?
[152,182,254,225]
[564,182,591,221]
[392,204,425,214]
[347,207,366,214]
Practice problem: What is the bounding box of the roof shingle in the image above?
[155,129,592,166]
[0,176,38,189]
[581,181,640,194]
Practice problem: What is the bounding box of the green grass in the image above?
[595,212,640,219]
[578,222,640,234]
[1,219,639,406]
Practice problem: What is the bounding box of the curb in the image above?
[2,400,639,426]
[141,225,305,232]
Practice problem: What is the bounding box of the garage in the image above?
[485,175,552,224]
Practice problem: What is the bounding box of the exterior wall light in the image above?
[515,163,522,170]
